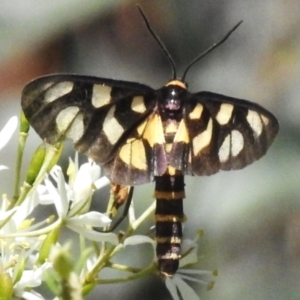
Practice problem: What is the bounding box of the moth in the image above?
[21,7,279,277]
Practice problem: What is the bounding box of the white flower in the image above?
[124,231,216,300]
[41,162,118,245]
[0,223,48,300]
[0,116,18,170]
[13,261,51,300]
[165,234,216,300]
[0,192,41,244]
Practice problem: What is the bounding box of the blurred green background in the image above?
[0,0,299,299]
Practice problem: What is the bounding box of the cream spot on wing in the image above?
[119,139,147,170]
[247,110,263,136]
[66,113,84,142]
[103,106,124,145]
[192,118,213,155]
[131,96,146,113]
[215,103,234,125]
[189,103,203,120]
[56,106,80,135]
[45,81,74,103]
[91,85,112,108]
[188,149,192,163]
[261,115,269,126]
[231,130,244,156]
[218,134,231,162]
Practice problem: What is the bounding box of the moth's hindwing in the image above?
[169,91,279,175]
[104,109,168,184]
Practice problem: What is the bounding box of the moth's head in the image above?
[159,80,188,113]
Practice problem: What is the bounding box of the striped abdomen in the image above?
[154,171,185,277]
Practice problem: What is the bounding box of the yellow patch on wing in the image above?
[45,81,74,103]
[136,120,147,136]
[119,139,147,170]
[173,120,189,144]
[102,105,124,145]
[131,96,146,113]
[246,110,263,136]
[192,118,213,155]
[142,113,165,146]
[56,106,79,135]
[91,85,112,108]
[215,103,234,125]
[188,103,203,120]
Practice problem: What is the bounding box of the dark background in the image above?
[0,1,299,299]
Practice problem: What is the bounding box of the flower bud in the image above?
[50,244,73,280]
[0,272,13,300]
[25,144,46,185]
[37,227,60,265]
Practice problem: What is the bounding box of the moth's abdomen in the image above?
[154,172,185,277]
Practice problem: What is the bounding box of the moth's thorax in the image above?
[158,82,188,148]
[158,83,188,121]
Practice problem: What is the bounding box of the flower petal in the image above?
[12,191,40,223]
[72,163,99,204]
[94,176,110,190]
[14,290,45,300]
[165,277,180,300]
[0,206,18,222]
[67,211,111,228]
[66,223,118,244]
[124,235,155,246]
[0,116,18,150]
[44,175,66,218]
[172,274,200,300]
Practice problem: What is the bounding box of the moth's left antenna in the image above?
[137,5,177,80]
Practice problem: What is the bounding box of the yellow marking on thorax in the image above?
[165,143,172,153]
[165,80,187,89]
[164,121,178,134]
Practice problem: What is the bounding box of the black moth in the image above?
[21,6,279,277]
